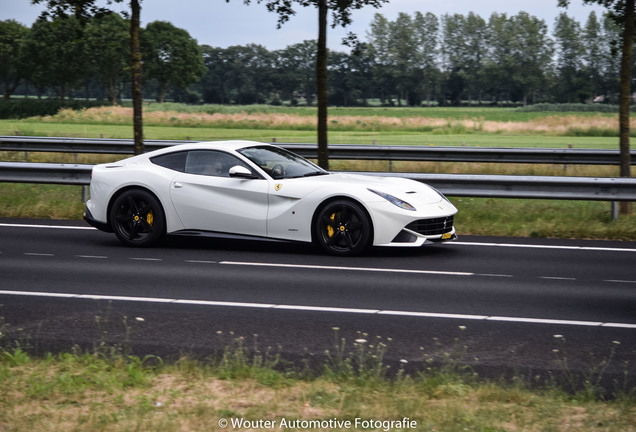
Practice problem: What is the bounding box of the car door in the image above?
[169,150,269,237]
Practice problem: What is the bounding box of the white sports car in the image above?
[84,140,457,255]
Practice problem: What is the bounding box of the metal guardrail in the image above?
[2,161,636,202]
[2,136,636,165]
[354,172,636,201]
[0,162,92,185]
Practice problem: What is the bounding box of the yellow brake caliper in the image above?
[146,210,154,227]
[327,212,335,238]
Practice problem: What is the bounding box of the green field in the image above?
[1,118,622,147]
[1,338,633,432]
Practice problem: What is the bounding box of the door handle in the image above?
[173,182,183,188]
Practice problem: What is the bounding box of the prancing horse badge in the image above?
[275,184,283,191]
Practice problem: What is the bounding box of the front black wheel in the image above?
[314,199,372,256]
[110,189,165,247]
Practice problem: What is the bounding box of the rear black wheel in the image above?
[110,189,165,247]
[314,199,372,256]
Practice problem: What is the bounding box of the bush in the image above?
[517,103,625,113]
[0,99,107,119]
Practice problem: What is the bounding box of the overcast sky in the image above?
[2,0,605,51]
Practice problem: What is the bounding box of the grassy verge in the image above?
[1,182,635,240]
[1,330,634,432]
[0,103,630,148]
[1,118,624,148]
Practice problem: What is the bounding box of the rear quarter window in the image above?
[150,151,187,172]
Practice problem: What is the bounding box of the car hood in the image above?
[279,172,445,205]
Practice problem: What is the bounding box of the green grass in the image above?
[0,119,623,148]
[0,328,634,432]
[0,183,86,219]
[454,198,636,240]
[144,103,619,122]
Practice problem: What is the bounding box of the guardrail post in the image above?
[611,201,619,221]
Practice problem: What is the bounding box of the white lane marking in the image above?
[220,261,474,276]
[487,316,602,326]
[185,260,217,264]
[0,223,95,230]
[24,253,54,257]
[605,279,636,284]
[130,257,162,262]
[539,277,577,281]
[174,299,275,308]
[380,310,488,320]
[2,222,636,253]
[452,241,636,253]
[77,255,108,259]
[0,290,634,329]
[476,273,514,278]
[276,304,379,314]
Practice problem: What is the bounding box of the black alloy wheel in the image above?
[314,199,372,256]
[110,189,165,247]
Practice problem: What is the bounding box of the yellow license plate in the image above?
[442,232,452,240]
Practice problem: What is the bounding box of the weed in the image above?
[0,315,634,431]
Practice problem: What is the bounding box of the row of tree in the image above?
[0,13,205,104]
[0,9,629,106]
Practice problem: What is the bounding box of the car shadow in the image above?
[91,229,460,259]
[163,234,461,259]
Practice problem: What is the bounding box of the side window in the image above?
[185,150,250,177]
[150,151,187,172]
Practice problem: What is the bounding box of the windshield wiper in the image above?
[301,171,329,177]
[285,171,329,179]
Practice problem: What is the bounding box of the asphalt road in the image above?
[1,218,635,390]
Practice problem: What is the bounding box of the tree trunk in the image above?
[108,77,117,105]
[316,0,329,169]
[130,0,144,155]
[619,0,634,214]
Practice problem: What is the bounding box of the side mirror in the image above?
[229,165,257,179]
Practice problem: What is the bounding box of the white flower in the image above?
[355,339,367,344]
[135,317,145,322]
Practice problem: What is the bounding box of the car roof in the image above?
[159,140,268,154]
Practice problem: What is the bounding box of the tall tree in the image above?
[231,0,389,169]
[84,13,129,105]
[553,13,586,102]
[34,0,145,154]
[559,0,633,214]
[0,20,29,100]
[488,12,553,105]
[22,15,86,103]
[388,13,420,106]
[412,12,441,105]
[582,12,606,97]
[366,13,394,104]
[276,41,318,105]
[142,21,205,103]
[441,13,486,105]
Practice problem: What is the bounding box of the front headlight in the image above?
[368,189,416,211]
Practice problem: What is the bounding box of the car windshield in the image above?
[238,145,329,180]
